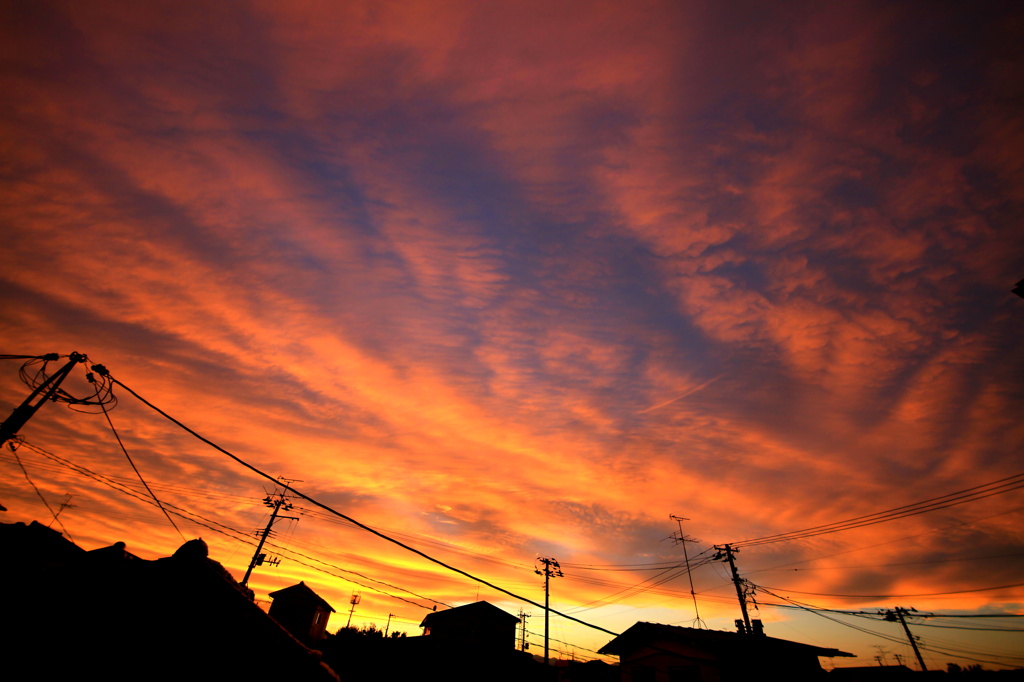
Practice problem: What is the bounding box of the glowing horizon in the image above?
[1,0,1022,669]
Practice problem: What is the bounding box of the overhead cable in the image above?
[731,472,1024,548]
[753,581,1024,599]
[103,371,621,638]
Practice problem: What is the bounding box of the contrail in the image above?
[637,374,722,414]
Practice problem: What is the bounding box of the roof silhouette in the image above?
[269,581,337,612]
[599,621,855,658]
[420,600,520,628]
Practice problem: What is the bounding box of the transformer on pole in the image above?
[535,556,563,666]
[241,480,299,587]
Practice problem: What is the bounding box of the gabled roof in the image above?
[599,622,854,659]
[269,581,336,612]
[420,600,520,628]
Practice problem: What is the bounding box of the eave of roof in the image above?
[598,622,854,658]
[269,581,336,612]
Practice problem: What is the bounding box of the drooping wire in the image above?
[564,554,718,614]
[294,505,535,573]
[758,588,1023,668]
[17,355,117,413]
[730,472,1024,548]
[908,621,1024,633]
[560,560,697,571]
[15,437,444,610]
[5,437,73,540]
[98,398,185,541]
[751,581,1024,599]
[103,370,622,638]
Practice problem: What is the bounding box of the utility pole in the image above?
[346,593,361,628]
[884,607,928,672]
[669,514,706,628]
[713,544,752,634]
[518,609,531,651]
[241,482,299,587]
[385,613,395,637]
[0,353,85,448]
[535,556,563,666]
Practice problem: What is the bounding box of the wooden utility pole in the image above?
[0,353,85,448]
[346,593,361,628]
[714,544,752,633]
[518,609,531,651]
[885,607,928,671]
[536,557,563,666]
[241,485,298,587]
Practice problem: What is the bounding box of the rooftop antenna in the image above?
[47,494,76,527]
[669,514,706,628]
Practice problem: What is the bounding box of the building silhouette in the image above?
[599,621,854,682]
[420,600,521,651]
[0,520,338,682]
[269,581,336,645]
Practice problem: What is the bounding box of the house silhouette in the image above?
[321,600,536,682]
[0,520,339,682]
[420,600,521,651]
[599,621,855,682]
[269,581,336,645]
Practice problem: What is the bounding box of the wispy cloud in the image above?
[1,0,1021,664]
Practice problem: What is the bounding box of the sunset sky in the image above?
[2,0,1023,669]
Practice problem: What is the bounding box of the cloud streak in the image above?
[1,0,1022,667]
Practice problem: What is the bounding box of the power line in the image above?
[564,556,717,614]
[757,589,1022,669]
[13,438,617,658]
[13,437,453,609]
[560,560,693,571]
[753,581,1024,599]
[99,400,184,541]
[752,552,1024,573]
[83,370,626,639]
[5,439,72,539]
[731,472,1024,548]
[909,621,1024,632]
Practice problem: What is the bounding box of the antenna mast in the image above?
[669,514,706,628]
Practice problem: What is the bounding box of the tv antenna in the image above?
[669,514,706,628]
